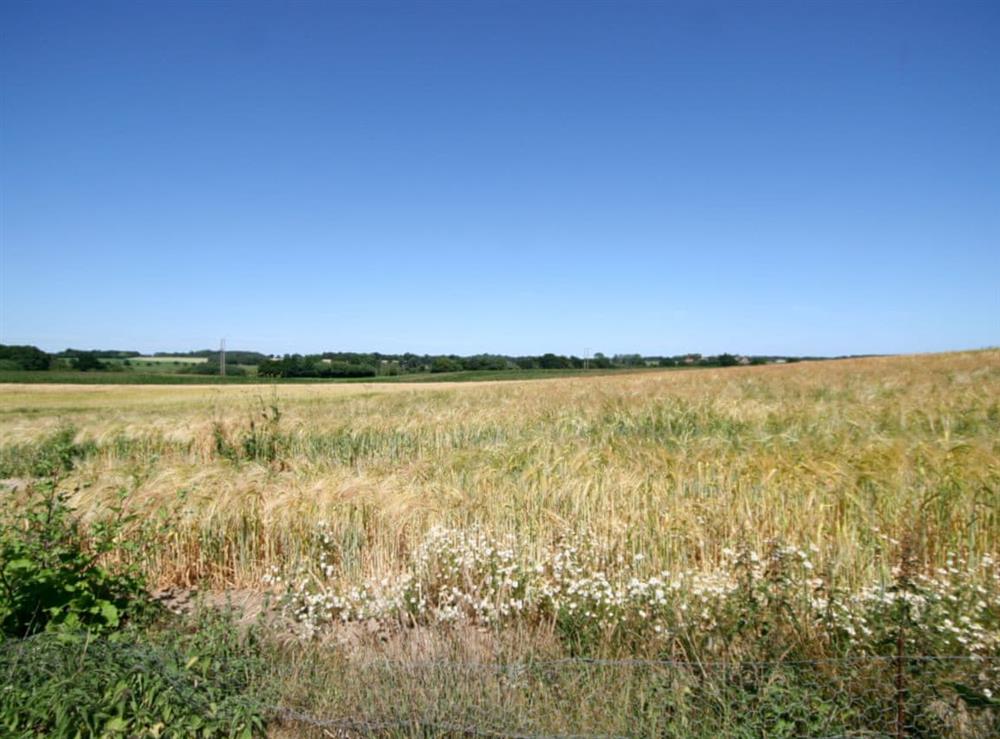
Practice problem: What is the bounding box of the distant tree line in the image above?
[54,349,141,359]
[254,351,813,378]
[258,355,377,378]
[0,344,829,377]
[0,346,113,371]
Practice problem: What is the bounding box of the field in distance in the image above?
[119,355,207,365]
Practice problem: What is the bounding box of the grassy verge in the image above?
[7,617,995,737]
[265,644,999,737]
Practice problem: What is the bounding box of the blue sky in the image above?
[2,0,997,357]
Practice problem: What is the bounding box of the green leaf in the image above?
[4,558,34,572]
[950,682,999,708]
[103,716,127,733]
[99,602,120,627]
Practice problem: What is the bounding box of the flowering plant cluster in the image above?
[266,525,1000,666]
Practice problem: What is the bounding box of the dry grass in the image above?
[1,350,997,592]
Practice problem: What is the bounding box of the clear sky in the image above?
[2,0,997,357]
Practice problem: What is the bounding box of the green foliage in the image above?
[0,344,50,371]
[153,349,267,364]
[0,609,271,738]
[430,356,463,373]
[0,345,818,384]
[542,353,573,369]
[56,349,141,359]
[0,425,95,479]
[181,361,248,376]
[258,355,376,378]
[612,353,644,368]
[71,352,107,372]
[0,478,269,735]
[0,483,150,639]
[591,352,613,369]
[0,371,281,385]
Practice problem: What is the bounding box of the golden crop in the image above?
[2,350,997,592]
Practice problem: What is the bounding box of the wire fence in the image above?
[266,654,999,738]
[3,633,997,737]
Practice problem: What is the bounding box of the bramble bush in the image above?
[0,609,272,737]
[0,482,149,638]
[0,482,273,736]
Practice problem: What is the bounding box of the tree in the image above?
[71,353,106,372]
[591,352,612,369]
[0,344,51,371]
[431,357,463,373]
[539,353,570,369]
[614,354,644,367]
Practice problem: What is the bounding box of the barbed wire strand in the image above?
[4,637,996,738]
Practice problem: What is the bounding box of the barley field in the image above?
[3,350,999,734]
[2,351,996,593]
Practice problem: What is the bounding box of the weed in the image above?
[0,425,95,478]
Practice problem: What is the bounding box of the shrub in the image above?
[0,482,150,639]
[0,483,271,736]
[0,609,271,737]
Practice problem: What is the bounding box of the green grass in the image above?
[0,371,278,385]
[103,357,212,375]
[129,356,208,364]
[0,366,664,385]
